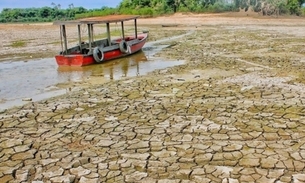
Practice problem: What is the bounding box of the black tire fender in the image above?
[93,47,104,63]
[119,40,130,54]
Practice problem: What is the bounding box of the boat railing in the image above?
[60,32,147,56]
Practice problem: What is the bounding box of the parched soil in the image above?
[2,12,305,182]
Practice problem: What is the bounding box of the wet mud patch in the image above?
[0,29,191,110]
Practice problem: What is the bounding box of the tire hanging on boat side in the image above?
[93,47,104,63]
[119,40,130,54]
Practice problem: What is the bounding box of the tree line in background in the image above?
[1,0,305,23]
[0,3,89,23]
[117,0,305,16]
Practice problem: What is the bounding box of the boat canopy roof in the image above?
[53,15,139,25]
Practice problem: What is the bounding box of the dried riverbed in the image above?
[2,13,305,182]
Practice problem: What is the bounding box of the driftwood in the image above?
[161,24,178,27]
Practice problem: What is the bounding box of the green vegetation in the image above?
[75,7,118,19]
[10,40,26,47]
[1,0,305,23]
[0,7,85,22]
[117,0,305,16]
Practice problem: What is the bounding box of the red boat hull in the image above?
[55,33,148,67]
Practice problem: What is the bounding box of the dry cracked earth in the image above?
[2,13,305,182]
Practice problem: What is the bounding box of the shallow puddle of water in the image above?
[0,46,184,111]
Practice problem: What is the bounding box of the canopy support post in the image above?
[78,24,82,52]
[61,25,68,54]
[106,23,111,46]
[90,24,94,43]
[87,24,92,54]
[59,25,63,54]
[121,21,125,40]
[134,19,138,39]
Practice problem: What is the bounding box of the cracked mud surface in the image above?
[2,12,305,182]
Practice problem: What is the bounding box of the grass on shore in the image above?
[10,40,27,48]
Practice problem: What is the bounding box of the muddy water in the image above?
[0,46,184,111]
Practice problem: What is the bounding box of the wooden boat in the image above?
[53,15,148,66]
[57,50,148,74]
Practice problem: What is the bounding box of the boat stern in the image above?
[55,54,94,66]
